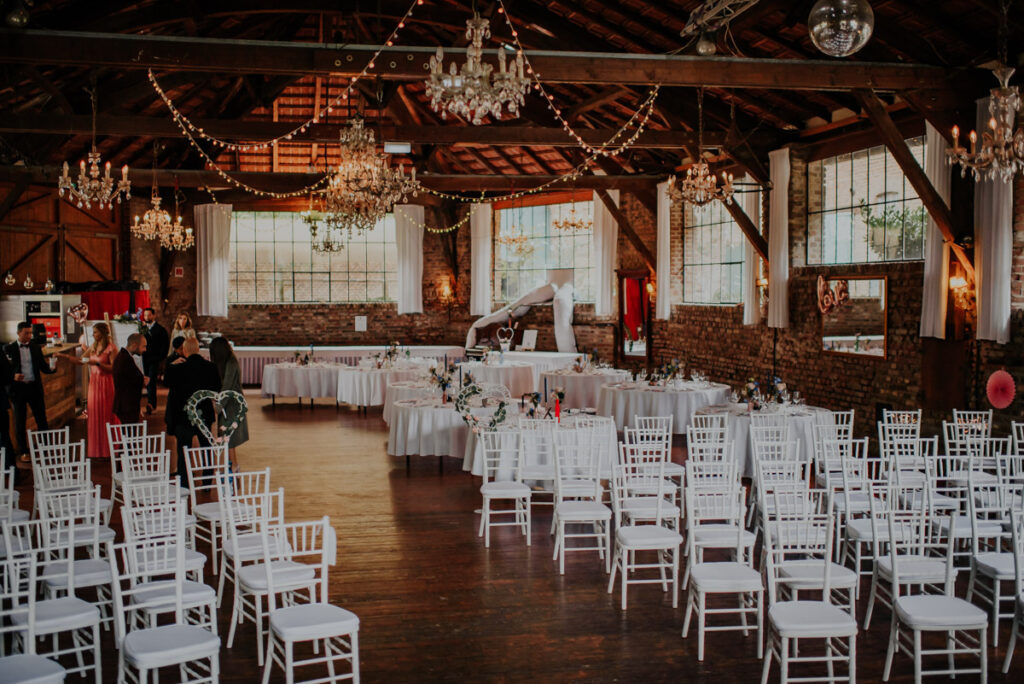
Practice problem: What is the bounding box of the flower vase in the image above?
[442,390,449,404]
[499,341,511,353]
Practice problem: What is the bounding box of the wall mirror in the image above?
[820,275,887,359]
[615,269,653,367]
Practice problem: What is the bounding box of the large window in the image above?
[682,200,748,305]
[807,138,926,265]
[493,200,595,302]
[229,211,398,304]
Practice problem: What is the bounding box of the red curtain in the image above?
[623,278,647,340]
[79,291,151,319]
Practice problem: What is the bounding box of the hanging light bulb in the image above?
[23,273,34,289]
[695,32,717,56]
[3,271,15,286]
[44,278,54,292]
[808,0,874,58]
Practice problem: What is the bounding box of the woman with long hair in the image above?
[63,322,117,459]
[208,337,247,470]
[170,312,196,344]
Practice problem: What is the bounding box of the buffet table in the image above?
[694,403,833,478]
[597,380,731,434]
[539,368,632,410]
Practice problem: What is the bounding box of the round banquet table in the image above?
[694,403,834,478]
[457,361,536,398]
[597,380,731,434]
[261,363,346,400]
[461,415,618,479]
[382,380,437,425]
[336,367,423,407]
[387,398,497,460]
[539,368,632,410]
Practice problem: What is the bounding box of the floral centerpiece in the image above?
[765,376,788,402]
[740,376,761,407]
[572,355,588,374]
[455,383,508,433]
[653,358,682,384]
[113,309,147,334]
[429,363,456,401]
[549,386,565,403]
[523,391,543,418]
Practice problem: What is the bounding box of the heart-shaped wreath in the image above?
[185,390,248,446]
[496,326,514,343]
[455,383,508,433]
[68,302,89,325]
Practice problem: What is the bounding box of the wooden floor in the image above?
[18,389,1023,682]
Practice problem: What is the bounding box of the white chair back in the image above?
[185,445,231,509]
[762,493,835,605]
[479,429,523,484]
[27,426,70,458]
[553,432,602,504]
[691,413,726,431]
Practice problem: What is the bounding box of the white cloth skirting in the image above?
[597,382,731,434]
[387,401,474,458]
[382,381,437,425]
[261,363,345,399]
[458,362,536,398]
[539,369,631,410]
[336,368,423,407]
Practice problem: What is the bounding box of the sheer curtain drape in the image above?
[655,181,672,320]
[919,122,950,339]
[592,190,619,317]
[740,177,762,326]
[974,97,1013,344]
[395,205,424,314]
[195,203,233,317]
[766,150,790,328]
[469,203,493,316]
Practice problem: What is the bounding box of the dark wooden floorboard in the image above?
[16,389,1021,682]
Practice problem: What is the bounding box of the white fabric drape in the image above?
[919,123,950,339]
[655,181,672,320]
[975,97,1013,343]
[395,205,424,315]
[592,190,619,317]
[740,177,762,326]
[551,283,578,352]
[766,150,790,328]
[469,203,493,316]
[195,204,232,317]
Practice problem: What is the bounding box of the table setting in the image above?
[539,365,632,410]
[597,368,731,434]
[336,366,426,407]
[456,359,536,398]
[260,362,348,401]
[382,380,437,425]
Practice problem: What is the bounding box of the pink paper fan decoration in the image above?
[986,370,1016,409]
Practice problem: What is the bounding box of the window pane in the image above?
[681,192,758,305]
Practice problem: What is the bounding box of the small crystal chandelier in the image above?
[552,201,592,232]
[666,89,735,207]
[58,87,131,209]
[302,195,344,253]
[426,13,528,125]
[325,117,419,236]
[132,189,174,242]
[158,189,193,251]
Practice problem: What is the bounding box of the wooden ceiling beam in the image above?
[595,188,656,273]
[0,30,949,91]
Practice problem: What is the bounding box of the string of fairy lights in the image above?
[144,0,666,228]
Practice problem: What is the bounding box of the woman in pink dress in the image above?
[64,322,117,459]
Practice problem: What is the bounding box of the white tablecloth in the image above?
[597,381,731,434]
[261,363,346,399]
[462,416,618,478]
[458,361,536,398]
[336,368,424,407]
[382,380,437,425]
[695,403,833,478]
[539,369,632,410]
[485,351,582,386]
[201,345,464,384]
[387,399,480,458]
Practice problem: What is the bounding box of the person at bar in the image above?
[4,321,55,461]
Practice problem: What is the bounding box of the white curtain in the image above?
[655,181,672,320]
[740,176,762,326]
[469,203,493,316]
[919,122,950,339]
[592,190,619,317]
[195,204,232,317]
[975,97,1013,343]
[766,150,790,328]
[395,205,424,315]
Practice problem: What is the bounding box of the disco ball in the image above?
[808,0,874,58]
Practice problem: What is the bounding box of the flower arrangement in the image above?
[766,376,787,401]
[114,309,147,334]
[523,391,542,418]
[455,383,508,432]
[383,341,401,363]
[740,377,760,402]
[655,358,682,383]
[429,363,456,396]
[549,386,565,403]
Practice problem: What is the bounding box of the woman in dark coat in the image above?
[208,337,248,470]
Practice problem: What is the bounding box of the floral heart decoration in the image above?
[185,390,248,446]
[68,303,89,325]
[496,326,514,344]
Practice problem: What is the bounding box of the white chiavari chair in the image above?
[839,442,884,587]
[965,480,1022,646]
[682,460,754,589]
[121,482,206,581]
[615,442,681,530]
[827,409,855,440]
[0,465,28,523]
[107,421,148,507]
[813,424,850,487]
[0,552,68,683]
[551,430,610,575]
[1002,510,1024,673]
[882,409,921,430]
[691,413,726,431]
[27,427,70,460]
[517,418,557,509]
[185,445,231,574]
[477,429,531,548]
[214,468,272,607]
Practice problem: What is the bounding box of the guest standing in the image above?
[141,307,168,415]
[4,322,55,459]
[0,350,15,472]
[169,312,196,346]
[112,333,147,425]
[63,323,117,459]
[163,337,220,484]
[208,338,247,470]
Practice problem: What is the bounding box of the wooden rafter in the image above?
[595,188,656,274]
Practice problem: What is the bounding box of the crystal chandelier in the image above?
[301,196,344,253]
[426,13,528,125]
[947,66,1023,183]
[552,201,592,232]
[132,190,174,242]
[324,117,419,236]
[666,89,734,207]
[58,88,131,209]
[161,188,194,251]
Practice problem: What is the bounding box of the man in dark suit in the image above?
[0,349,15,471]
[113,333,148,425]
[163,337,220,485]
[4,321,55,457]
[141,307,169,415]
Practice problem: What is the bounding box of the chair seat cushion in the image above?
[134,549,207,573]
[480,481,531,498]
[845,517,881,541]
[238,560,317,592]
[833,492,873,514]
[946,470,997,486]
[663,462,685,477]
[554,501,611,521]
[0,653,66,684]
[42,559,112,588]
[1,507,30,523]
[779,560,857,589]
[270,603,359,642]
[123,624,220,669]
[616,525,683,550]
[895,595,987,630]
[55,525,116,546]
[693,524,756,548]
[133,580,216,609]
[877,555,949,583]
[974,552,1014,579]
[192,501,222,522]
[621,497,679,520]
[225,533,289,560]
[690,562,762,592]
[12,597,99,633]
[932,516,1003,539]
[768,601,857,638]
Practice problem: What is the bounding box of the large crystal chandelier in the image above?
[324,117,419,236]
[426,13,528,125]
[666,89,734,207]
[58,88,131,209]
[947,66,1023,183]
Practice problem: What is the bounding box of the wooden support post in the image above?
[595,189,657,274]
[854,89,974,281]
[0,179,28,222]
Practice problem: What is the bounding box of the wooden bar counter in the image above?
[7,342,78,452]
